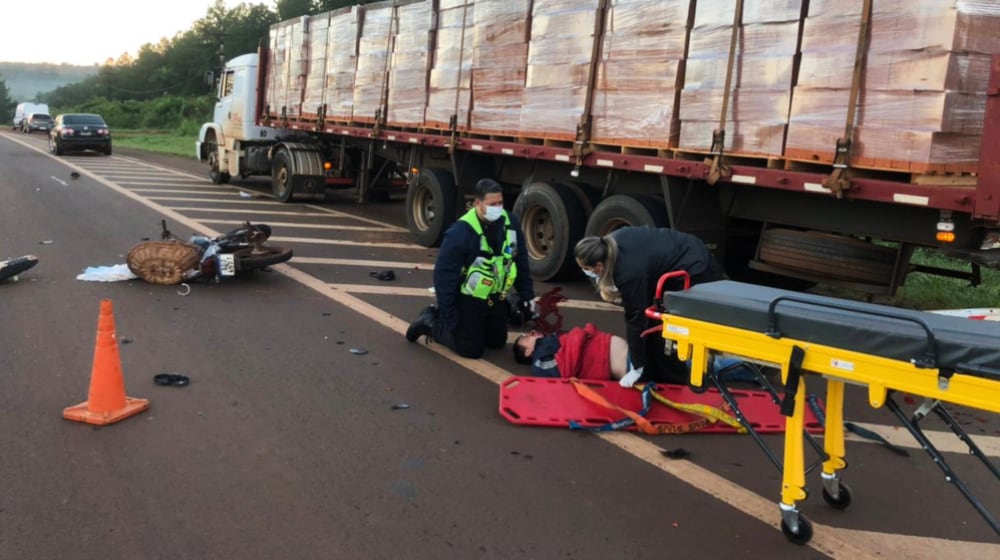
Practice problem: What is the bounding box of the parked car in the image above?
[21,113,54,134]
[49,113,112,156]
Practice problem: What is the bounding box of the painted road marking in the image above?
[198,219,398,233]
[293,257,435,270]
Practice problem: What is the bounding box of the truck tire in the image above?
[406,168,457,247]
[271,148,294,202]
[756,228,897,286]
[208,143,230,184]
[513,182,588,281]
[585,194,668,238]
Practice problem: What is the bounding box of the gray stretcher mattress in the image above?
[663,281,1000,372]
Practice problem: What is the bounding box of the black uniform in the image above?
[609,226,723,382]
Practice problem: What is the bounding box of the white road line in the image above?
[843,421,1000,457]
[301,203,409,231]
[198,219,397,233]
[145,196,286,204]
[50,176,68,186]
[129,188,239,195]
[334,283,633,311]
[168,207,349,217]
[271,236,417,250]
[294,257,435,270]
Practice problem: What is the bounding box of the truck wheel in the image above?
[513,182,587,281]
[585,194,668,237]
[271,149,294,202]
[208,143,230,184]
[406,168,457,247]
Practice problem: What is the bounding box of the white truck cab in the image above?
[196,53,324,200]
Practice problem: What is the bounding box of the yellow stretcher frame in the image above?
[651,286,1000,545]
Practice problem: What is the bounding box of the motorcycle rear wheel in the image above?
[233,246,293,271]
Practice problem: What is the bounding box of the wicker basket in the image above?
[126,241,201,285]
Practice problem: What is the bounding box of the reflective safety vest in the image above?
[458,208,518,300]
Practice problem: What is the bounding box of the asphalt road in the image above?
[1,130,997,560]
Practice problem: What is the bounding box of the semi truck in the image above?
[196,0,1000,295]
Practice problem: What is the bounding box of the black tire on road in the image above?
[208,142,231,184]
[406,168,458,247]
[585,194,669,238]
[234,246,294,271]
[104,143,113,156]
[757,228,896,286]
[271,148,295,202]
[513,182,588,281]
[50,136,64,156]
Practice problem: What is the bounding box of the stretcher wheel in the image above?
[687,381,709,394]
[780,514,813,545]
[822,482,853,510]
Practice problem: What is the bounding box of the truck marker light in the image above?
[732,174,756,185]
[387,135,396,141]
[804,182,831,193]
[471,144,484,151]
[555,154,570,162]
[597,159,614,167]
[936,232,956,243]
[644,164,664,173]
[502,148,514,155]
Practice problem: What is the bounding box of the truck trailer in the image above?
[196,0,1000,295]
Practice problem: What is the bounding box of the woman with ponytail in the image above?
[574,226,723,387]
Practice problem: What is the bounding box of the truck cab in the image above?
[197,53,279,183]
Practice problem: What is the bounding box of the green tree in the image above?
[0,74,14,121]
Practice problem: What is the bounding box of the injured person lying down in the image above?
[513,322,754,387]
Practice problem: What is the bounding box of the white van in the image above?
[12,102,49,130]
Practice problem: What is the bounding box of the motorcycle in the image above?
[126,220,293,285]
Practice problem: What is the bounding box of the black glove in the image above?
[508,298,534,327]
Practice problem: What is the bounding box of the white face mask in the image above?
[484,206,504,222]
[583,269,599,280]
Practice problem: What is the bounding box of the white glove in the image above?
[619,367,644,388]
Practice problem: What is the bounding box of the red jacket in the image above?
[554,323,613,380]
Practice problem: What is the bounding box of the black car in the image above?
[49,113,112,156]
[22,113,54,134]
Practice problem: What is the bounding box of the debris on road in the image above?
[369,270,396,281]
[349,348,369,355]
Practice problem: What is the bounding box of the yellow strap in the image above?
[636,383,747,433]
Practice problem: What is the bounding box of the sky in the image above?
[1,0,261,66]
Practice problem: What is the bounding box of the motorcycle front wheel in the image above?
[233,246,293,271]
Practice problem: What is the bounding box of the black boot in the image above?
[405,305,437,343]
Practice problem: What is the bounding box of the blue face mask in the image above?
[484,205,504,222]
[583,269,599,280]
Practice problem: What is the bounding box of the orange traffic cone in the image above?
[63,299,149,425]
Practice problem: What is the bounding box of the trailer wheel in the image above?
[585,194,668,237]
[406,168,457,247]
[513,182,588,281]
[271,149,294,202]
[207,143,230,184]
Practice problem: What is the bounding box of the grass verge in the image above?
[114,130,198,159]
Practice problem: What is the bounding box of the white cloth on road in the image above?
[76,264,138,282]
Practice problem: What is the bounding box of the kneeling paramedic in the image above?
[406,178,535,358]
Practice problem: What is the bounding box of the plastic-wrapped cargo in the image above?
[426,0,474,129]
[387,0,436,126]
[590,0,691,147]
[264,16,309,121]
[517,0,602,138]
[678,0,804,156]
[469,0,531,133]
[302,13,330,119]
[323,6,362,122]
[787,0,1000,173]
[353,0,396,123]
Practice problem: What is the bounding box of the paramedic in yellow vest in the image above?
[406,178,535,359]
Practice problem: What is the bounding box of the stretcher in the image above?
[646,273,1000,545]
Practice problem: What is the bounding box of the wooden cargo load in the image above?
[518,0,602,139]
[469,0,531,134]
[302,12,330,120]
[678,0,805,156]
[425,0,474,130]
[322,6,362,122]
[591,0,692,148]
[264,16,309,121]
[387,0,437,126]
[353,0,396,124]
[786,0,1000,173]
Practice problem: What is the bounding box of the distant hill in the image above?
[0,62,99,101]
